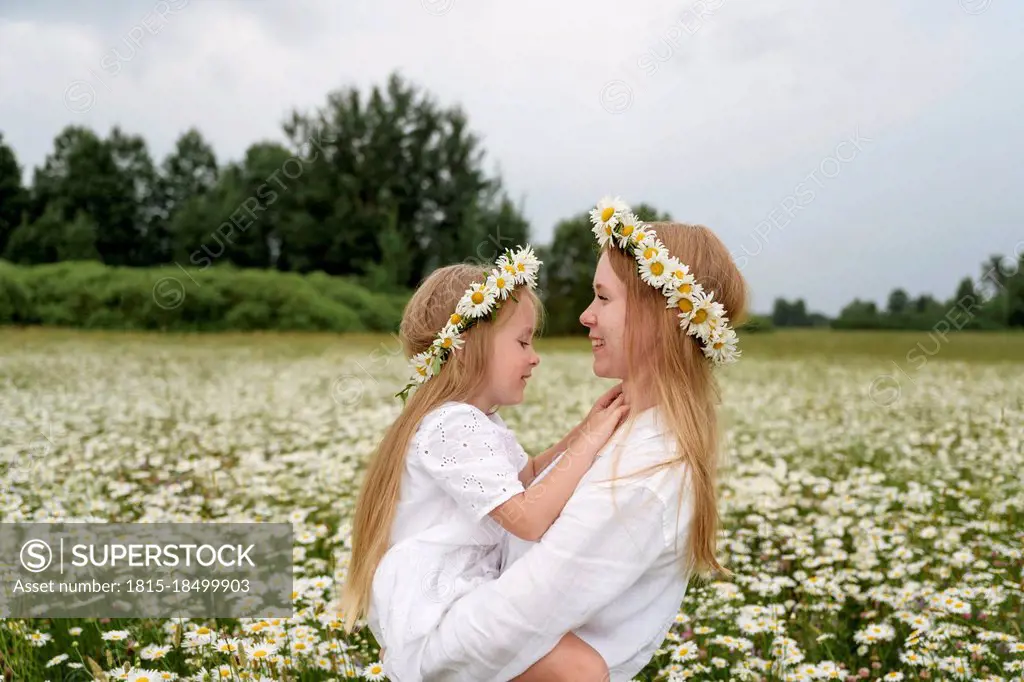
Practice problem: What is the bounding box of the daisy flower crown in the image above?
[589,196,741,365]
[396,245,542,401]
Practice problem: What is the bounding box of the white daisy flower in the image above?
[456,282,497,319]
[614,212,643,248]
[636,240,669,265]
[247,641,280,661]
[126,669,163,682]
[433,325,464,354]
[684,290,720,341]
[363,661,387,681]
[511,246,541,286]
[486,268,514,301]
[662,259,694,294]
[638,255,671,289]
[45,654,69,668]
[27,631,52,646]
[410,351,436,384]
[101,629,131,642]
[589,196,628,245]
[140,644,172,660]
[670,282,705,321]
[703,327,741,364]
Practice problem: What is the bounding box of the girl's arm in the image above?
[519,383,623,487]
[492,392,627,541]
[489,436,595,542]
[518,424,580,487]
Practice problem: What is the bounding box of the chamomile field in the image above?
[1,328,1023,681]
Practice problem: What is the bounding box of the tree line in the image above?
[1,71,1021,334]
[768,253,1024,331]
[0,72,528,293]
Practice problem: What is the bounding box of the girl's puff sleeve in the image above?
[414,403,527,521]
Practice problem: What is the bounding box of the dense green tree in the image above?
[279,72,520,287]
[886,288,910,315]
[0,133,27,257]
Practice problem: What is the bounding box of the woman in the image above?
[419,198,748,681]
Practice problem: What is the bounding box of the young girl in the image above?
[339,246,628,681]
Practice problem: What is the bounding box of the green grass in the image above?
[2,326,1022,363]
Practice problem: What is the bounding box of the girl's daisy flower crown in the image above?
[397,245,542,401]
[589,196,741,366]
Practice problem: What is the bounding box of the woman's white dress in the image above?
[419,406,696,682]
[368,401,529,682]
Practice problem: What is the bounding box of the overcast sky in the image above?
[1,0,1021,315]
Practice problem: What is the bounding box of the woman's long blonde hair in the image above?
[339,263,542,631]
[606,222,747,576]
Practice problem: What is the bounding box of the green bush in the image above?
[737,314,774,333]
[0,260,409,332]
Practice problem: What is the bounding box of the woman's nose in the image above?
[579,306,595,328]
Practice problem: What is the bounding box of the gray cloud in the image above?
[1,0,1021,315]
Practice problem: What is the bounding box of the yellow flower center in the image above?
[600,207,615,222]
[714,342,723,349]
[253,650,268,658]
[674,269,685,279]
[604,225,612,236]
[621,224,634,237]
[495,277,506,289]
[693,309,708,324]
[195,627,212,635]
[416,366,427,376]
[503,264,516,274]
[450,313,461,325]
[678,283,692,294]
[441,338,452,349]
[643,247,657,260]
[650,262,664,276]
[678,299,694,314]
[516,263,525,272]
[471,292,484,305]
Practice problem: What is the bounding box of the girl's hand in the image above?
[573,394,629,455]
[582,383,624,429]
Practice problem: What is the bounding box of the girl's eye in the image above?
[597,295,609,302]
[519,340,530,348]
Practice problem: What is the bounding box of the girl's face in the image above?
[479,298,541,408]
[579,252,628,379]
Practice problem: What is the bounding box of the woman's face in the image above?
[579,252,628,379]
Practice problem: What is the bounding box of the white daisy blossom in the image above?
[486,268,514,301]
[639,255,672,289]
[457,282,498,319]
[512,246,541,286]
[410,351,435,384]
[703,327,741,364]
[432,325,464,353]
[684,290,720,341]
[589,195,628,247]
[615,211,642,248]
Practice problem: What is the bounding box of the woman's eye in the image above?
[598,295,609,302]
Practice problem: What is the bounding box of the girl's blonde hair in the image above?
[339,263,542,631]
[605,221,747,576]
